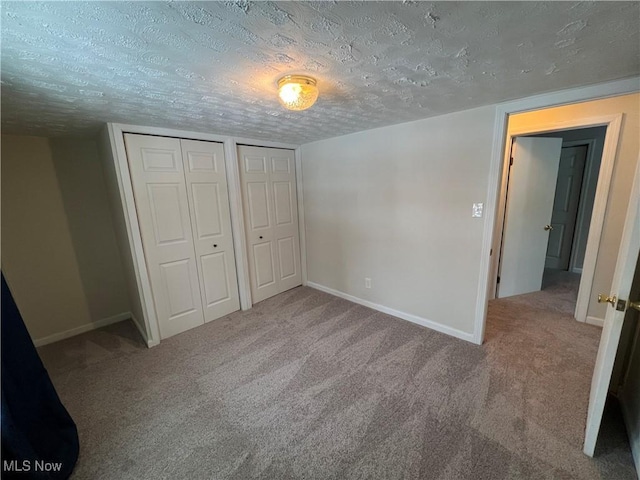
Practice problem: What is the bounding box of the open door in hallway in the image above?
[545,144,588,270]
[498,137,562,298]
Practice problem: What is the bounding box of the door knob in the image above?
[259,236,263,239]
[544,224,554,231]
[213,244,217,248]
[598,294,617,306]
[599,295,640,312]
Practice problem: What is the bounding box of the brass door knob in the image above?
[598,294,617,306]
[544,224,554,231]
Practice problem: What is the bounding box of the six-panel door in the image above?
[238,145,302,303]
[125,134,240,339]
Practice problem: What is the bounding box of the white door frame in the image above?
[473,77,639,345]
[106,123,305,347]
[491,115,622,319]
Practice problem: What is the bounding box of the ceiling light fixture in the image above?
[277,75,318,111]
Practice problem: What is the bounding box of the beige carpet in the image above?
[37,286,636,479]
[500,267,582,316]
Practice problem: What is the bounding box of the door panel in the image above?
[245,155,267,173]
[247,182,271,229]
[546,224,565,259]
[273,182,293,225]
[160,259,199,318]
[200,252,231,306]
[181,139,240,322]
[278,237,297,280]
[584,161,640,456]
[147,184,189,245]
[191,183,223,239]
[141,148,179,172]
[239,145,301,303]
[253,242,277,289]
[271,155,291,173]
[125,134,204,339]
[187,152,217,172]
[545,145,588,269]
[498,137,563,298]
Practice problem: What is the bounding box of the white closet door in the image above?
[238,145,302,303]
[124,134,204,338]
[180,139,240,322]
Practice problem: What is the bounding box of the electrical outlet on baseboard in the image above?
[365,277,372,289]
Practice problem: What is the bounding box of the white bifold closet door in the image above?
[238,145,302,303]
[125,134,239,339]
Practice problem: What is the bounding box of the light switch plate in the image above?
[472,203,484,218]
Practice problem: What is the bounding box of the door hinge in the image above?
[497,275,501,284]
[490,248,493,256]
[509,157,514,166]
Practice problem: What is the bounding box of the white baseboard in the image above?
[586,316,604,327]
[306,282,476,344]
[129,313,157,348]
[34,312,132,347]
[619,388,640,475]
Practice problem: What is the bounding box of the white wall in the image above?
[301,105,495,338]
[1,135,93,342]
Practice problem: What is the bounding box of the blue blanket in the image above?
[1,274,79,479]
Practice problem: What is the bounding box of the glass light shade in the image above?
[277,75,318,111]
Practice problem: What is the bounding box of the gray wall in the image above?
[302,105,495,337]
[1,134,130,344]
[96,126,149,343]
[49,137,129,322]
[302,93,639,336]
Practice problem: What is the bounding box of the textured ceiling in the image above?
[1,1,639,144]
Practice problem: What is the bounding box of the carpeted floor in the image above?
[501,268,582,316]
[38,286,636,480]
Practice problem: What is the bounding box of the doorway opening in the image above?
[496,126,607,317]
[488,110,623,328]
